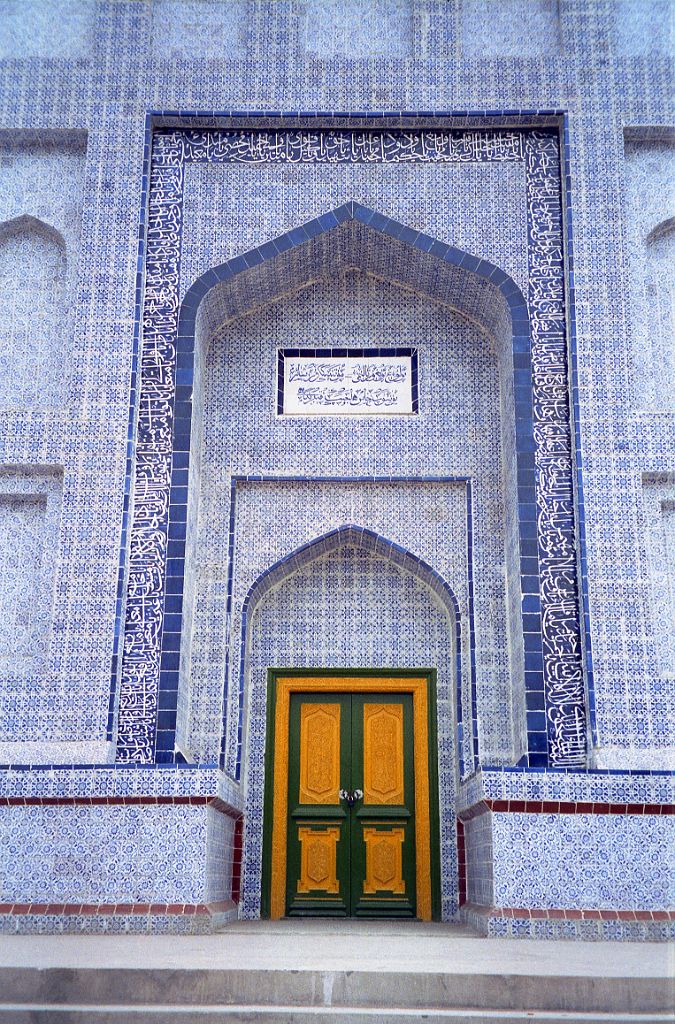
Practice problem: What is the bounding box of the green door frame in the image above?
[261,667,442,920]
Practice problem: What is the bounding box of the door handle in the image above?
[339,788,363,807]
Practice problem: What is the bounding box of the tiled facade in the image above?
[0,0,672,938]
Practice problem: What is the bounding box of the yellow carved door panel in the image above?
[362,826,406,894]
[299,702,341,804]
[363,702,405,804]
[297,826,341,894]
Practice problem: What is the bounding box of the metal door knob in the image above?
[339,788,363,806]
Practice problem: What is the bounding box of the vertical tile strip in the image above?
[116,131,185,762]
[525,131,585,766]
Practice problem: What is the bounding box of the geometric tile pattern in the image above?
[490,811,673,911]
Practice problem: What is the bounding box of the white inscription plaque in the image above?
[281,352,416,416]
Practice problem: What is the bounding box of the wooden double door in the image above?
[264,675,437,921]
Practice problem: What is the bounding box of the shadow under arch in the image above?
[154,202,547,769]
[232,523,465,777]
[0,213,67,254]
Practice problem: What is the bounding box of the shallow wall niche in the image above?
[152,0,246,59]
[240,530,458,920]
[0,217,67,407]
[642,474,675,682]
[0,467,63,746]
[304,0,412,58]
[0,130,86,408]
[0,0,94,58]
[461,0,561,57]
[176,215,528,776]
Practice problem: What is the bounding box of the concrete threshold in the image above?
[0,921,671,1022]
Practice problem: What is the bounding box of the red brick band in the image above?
[458,799,674,822]
[461,902,674,921]
[0,901,236,916]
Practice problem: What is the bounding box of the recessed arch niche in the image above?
[0,214,68,407]
[171,205,539,784]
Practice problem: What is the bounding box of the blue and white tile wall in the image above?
[491,812,672,912]
[0,0,672,930]
[0,803,210,905]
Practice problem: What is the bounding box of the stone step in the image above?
[0,965,671,1021]
[0,926,670,1024]
[0,1003,672,1024]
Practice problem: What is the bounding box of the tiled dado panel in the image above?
[115,122,585,775]
[489,811,672,913]
[0,766,241,935]
[458,767,675,940]
[0,802,234,907]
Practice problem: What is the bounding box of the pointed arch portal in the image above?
[115,184,586,776]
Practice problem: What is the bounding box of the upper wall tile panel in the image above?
[461,0,562,58]
[152,0,247,60]
[0,0,94,59]
[304,0,413,58]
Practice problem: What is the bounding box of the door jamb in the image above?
[261,668,441,920]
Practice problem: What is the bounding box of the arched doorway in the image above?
[240,526,459,919]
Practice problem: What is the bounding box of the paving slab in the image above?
[0,920,671,978]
